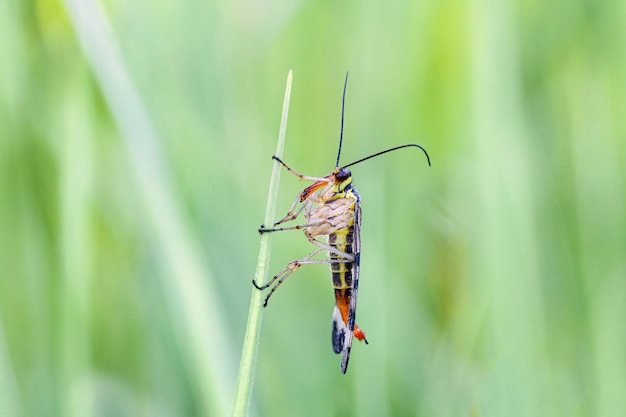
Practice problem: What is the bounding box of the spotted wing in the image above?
[332,305,346,354]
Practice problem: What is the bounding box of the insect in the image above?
[253,72,431,374]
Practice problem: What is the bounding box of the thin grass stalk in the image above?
[231,70,293,417]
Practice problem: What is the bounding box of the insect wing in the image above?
[339,201,361,374]
[332,305,346,354]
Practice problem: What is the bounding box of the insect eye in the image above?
[336,168,351,182]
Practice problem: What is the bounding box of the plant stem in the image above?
[231,70,293,417]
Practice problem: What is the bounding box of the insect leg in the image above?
[271,186,335,228]
[303,231,355,261]
[261,258,355,307]
[272,156,330,182]
[261,221,358,257]
[255,255,355,307]
[272,199,310,227]
[259,224,304,233]
[253,248,323,289]
[260,218,334,234]
[259,265,300,307]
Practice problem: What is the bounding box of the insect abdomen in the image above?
[329,228,354,290]
[327,188,367,346]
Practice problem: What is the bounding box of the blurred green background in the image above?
[1,0,625,416]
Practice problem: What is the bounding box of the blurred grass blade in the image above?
[231,70,293,417]
[0,320,21,417]
[62,0,235,415]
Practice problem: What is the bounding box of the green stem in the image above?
[231,70,293,417]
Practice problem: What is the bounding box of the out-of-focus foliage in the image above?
[1,0,624,416]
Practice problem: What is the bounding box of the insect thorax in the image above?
[305,191,357,237]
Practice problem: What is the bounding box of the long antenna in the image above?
[335,71,349,168]
[342,143,431,169]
